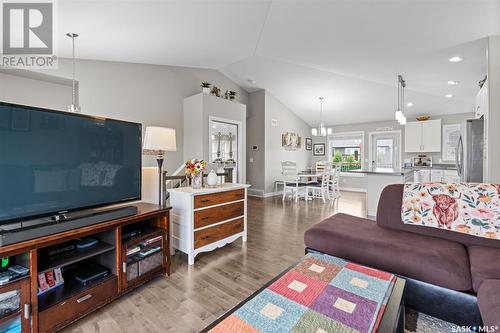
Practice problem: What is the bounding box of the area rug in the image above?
[207,253,397,333]
[405,308,456,333]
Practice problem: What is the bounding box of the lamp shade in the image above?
[143,126,177,152]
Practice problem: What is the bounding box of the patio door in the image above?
[369,131,401,169]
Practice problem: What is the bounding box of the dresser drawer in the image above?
[194,218,244,249]
[38,276,118,332]
[194,189,244,209]
[194,201,244,229]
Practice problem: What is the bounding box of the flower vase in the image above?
[192,173,203,189]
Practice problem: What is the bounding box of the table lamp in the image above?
[143,126,177,206]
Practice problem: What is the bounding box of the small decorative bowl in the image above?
[416,115,430,121]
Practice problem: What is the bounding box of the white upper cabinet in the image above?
[475,81,488,119]
[405,119,442,153]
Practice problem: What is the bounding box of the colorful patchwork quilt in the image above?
[402,183,500,240]
[208,253,396,333]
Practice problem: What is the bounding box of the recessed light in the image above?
[247,79,256,84]
[406,102,413,107]
[448,80,459,85]
[448,56,463,63]
[445,94,453,98]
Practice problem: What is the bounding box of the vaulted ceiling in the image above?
[57,0,500,125]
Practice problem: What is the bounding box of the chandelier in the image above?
[311,97,332,136]
[395,75,407,125]
[67,33,81,113]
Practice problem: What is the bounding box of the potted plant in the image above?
[211,86,221,97]
[201,82,211,94]
[185,159,206,189]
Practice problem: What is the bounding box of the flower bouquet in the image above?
[185,159,206,189]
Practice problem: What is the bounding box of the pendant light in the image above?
[312,97,332,136]
[395,75,407,125]
[67,33,81,113]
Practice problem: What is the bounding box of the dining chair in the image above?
[280,161,306,202]
[306,166,331,202]
[329,163,342,199]
[276,161,296,193]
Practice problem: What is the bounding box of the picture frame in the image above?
[281,132,301,150]
[313,143,325,156]
[305,138,312,150]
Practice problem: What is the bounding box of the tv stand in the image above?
[0,206,139,246]
[0,203,170,333]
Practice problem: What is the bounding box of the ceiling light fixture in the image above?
[448,56,464,63]
[447,80,459,85]
[311,97,332,136]
[445,94,453,98]
[395,75,407,125]
[66,32,81,113]
[406,102,413,107]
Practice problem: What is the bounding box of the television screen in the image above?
[0,102,142,223]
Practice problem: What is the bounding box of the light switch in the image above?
[249,158,254,163]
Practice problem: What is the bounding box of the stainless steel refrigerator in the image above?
[456,118,484,183]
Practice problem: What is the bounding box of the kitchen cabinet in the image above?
[405,119,442,152]
[475,81,488,119]
[428,169,460,183]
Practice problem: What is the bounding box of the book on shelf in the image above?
[142,235,163,246]
[126,246,141,256]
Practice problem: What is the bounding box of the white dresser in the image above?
[168,184,250,265]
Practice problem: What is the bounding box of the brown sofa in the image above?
[304,184,500,328]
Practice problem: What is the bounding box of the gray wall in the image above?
[487,36,500,183]
[312,112,474,190]
[0,58,248,173]
[0,72,72,110]
[245,90,312,195]
[246,90,266,191]
[264,91,312,194]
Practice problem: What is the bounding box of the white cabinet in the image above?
[475,81,488,119]
[405,119,442,152]
[414,169,430,182]
[429,169,460,182]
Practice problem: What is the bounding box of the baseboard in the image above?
[339,187,367,193]
[247,189,283,198]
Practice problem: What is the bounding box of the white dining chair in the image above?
[306,167,331,202]
[329,163,342,199]
[276,161,296,193]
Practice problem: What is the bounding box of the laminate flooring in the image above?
[64,192,367,333]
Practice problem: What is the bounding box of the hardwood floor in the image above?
[63,191,366,333]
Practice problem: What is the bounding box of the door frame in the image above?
[368,130,402,169]
[208,116,243,183]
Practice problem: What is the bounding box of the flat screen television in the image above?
[0,102,142,224]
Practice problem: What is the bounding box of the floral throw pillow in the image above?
[402,183,500,239]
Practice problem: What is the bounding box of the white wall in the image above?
[0,58,248,174]
[264,91,312,194]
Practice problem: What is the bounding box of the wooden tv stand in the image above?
[0,203,170,333]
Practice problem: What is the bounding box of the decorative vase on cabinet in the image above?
[192,173,203,189]
[207,170,218,187]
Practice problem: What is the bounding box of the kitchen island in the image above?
[345,168,413,217]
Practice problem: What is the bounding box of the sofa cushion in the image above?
[468,246,500,292]
[377,184,500,249]
[477,280,500,328]
[304,213,472,291]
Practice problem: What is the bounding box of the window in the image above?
[328,131,364,172]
